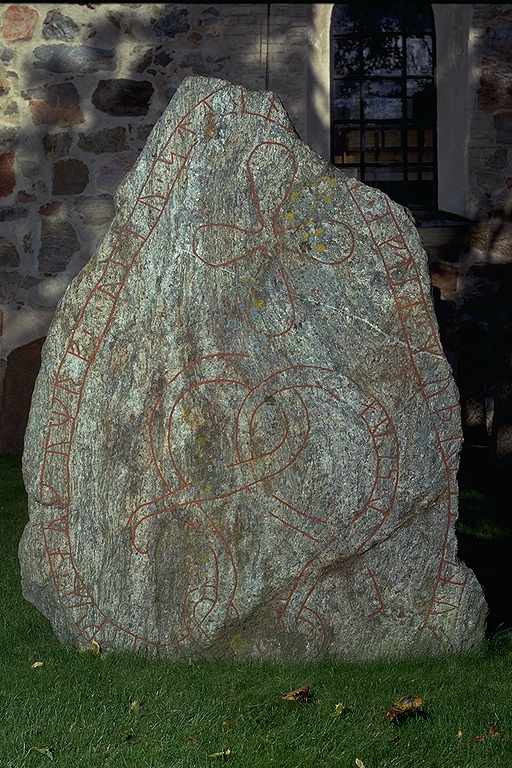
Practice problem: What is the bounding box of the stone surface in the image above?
[33,44,115,74]
[96,153,136,192]
[154,47,173,67]
[0,337,45,454]
[0,46,14,64]
[28,82,84,126]
[0,205,27,222]
[52,159,89,196]
[0,78,10,97]
[74,195,115,226]
[77,127,127,154]
[153,8,190,38]
[92,79,154,116]
[0,237,19,267]
[0,151,15,197]
[39,217,80,273]
[0,127,15,148]
[42,10,80,41]
[42,132,73,158]
[17,190,36,203]
[2,5,39,42]
[19,76,487,665]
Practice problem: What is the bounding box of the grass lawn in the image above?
[1,453,511,767]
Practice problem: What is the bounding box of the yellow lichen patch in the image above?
[285,211,295,221]
[183,407,205,429]
[290,191,300,201]
[323,195,333,203]
[315,243,328,253]
[205,110,217,140]
[230,632,249,652]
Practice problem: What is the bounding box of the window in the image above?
[330,2,437,210]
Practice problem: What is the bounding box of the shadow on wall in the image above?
[0,3,314,453]
[306,9,512,637]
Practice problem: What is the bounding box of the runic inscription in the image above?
[19,76,487,664]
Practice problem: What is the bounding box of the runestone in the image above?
[19,76,487,663]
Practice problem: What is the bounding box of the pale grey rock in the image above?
[19,76,487,664]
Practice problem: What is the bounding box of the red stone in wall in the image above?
[0,152,15,198]
[478,56,512,113]
[29,82,84,127]
[39,201,63,217]
[0,337,45,455]
[1,5,38,42]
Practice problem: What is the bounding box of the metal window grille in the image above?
[330,2,437,210]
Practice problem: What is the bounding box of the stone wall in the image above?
[0,3,313,369]
[1,2,512,454]
[0,3,315,452]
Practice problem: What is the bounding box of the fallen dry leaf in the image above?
[334,702,346,717]
[78,639,102,655]
[355,759,366,768]
[129,699,142,714]
[474,723,500,742]
[90,639,101,655]
[281,685,310,702]
[31,661,44,669]
[208,746,232,760]
[457,729,463,739]
[385,695,423,722]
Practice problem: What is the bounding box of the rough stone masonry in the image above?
[19,75,487,664]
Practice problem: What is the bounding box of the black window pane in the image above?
[363,79,402,120]
[333,80,361,119]
[406,36,432,75]
[382,127,403,148]
[333,125,361,164]
[332,5,356,34]
[403,5,433,34]
[406,79,434,123]
[365,166,404,181]
[352,0,402,34]
[334,45,361,76]
[362,124,404,164]
[364,80,402,98]
[362,35,403,75]
[406,79,429,96]
[330,4,435,208]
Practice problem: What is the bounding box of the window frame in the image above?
[329,2,438,211]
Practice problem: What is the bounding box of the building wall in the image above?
[0,3,511,453]
[466,4,512,218]
[0,3,313,366]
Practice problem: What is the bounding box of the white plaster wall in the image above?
[307,3,333,161]
[432,4,474,217]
